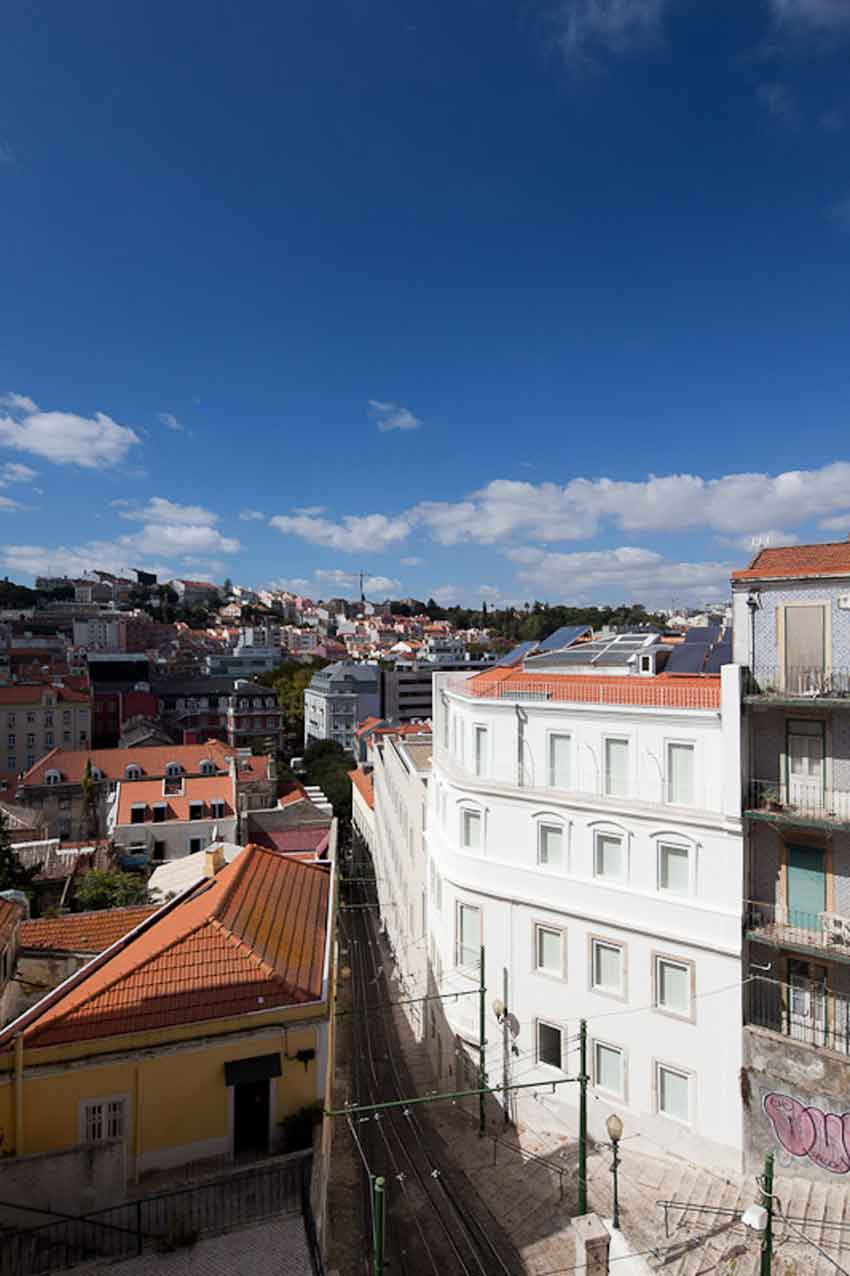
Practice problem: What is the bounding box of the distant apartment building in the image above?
[304,662,381,752]
[0,683,92,778]
[153,677,284,751]
[204,643,279,677]
[109,769,239,867]
[171,579,221,607]
[73,615,125,651]
[732,541,850,1175]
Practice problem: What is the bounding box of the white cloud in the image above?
[412,464,850,544]
[0,392,140,469]
[0,462,36,485]
[239,508,267,521]
[118,497,219,526]
[717,529,801,551]
[507,545,733,605]
[313,568,401,595]
[550,0,668,64]
[0,497,25,512]
[157,412,185,432]
[367,400,422,433]
[122,524,239,557]
[269,511,411,553]
[291,505,327,516]
[400,556,424,566]
[820,512,850,532]
[771,0,850,31]
[0,542,176,583]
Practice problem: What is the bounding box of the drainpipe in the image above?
[14,1034,24,1156]
[134,1063,142,1184]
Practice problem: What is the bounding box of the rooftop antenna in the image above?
[360,570,366,604]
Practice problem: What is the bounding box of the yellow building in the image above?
[0,844,334,1186]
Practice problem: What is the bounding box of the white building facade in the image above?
[425,662,744,1171]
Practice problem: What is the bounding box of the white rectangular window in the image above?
[535,925,564,976]
[591,939,624,995]
[604,738,629,797]
[594,833,624,880]
[594,1041,624,1097]
[656,957,691,1016]
[83,1097,125,1144]
[461,809,482,850]
[548,734,572,788]
[474,726,488,778]
[457,903,481,970]
[657,1063,690,1123]
[538,824,563,868]
[658,843,690,896]
[537,1020,563,1069]
[667,743,694,805]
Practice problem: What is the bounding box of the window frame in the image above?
[588,934,628,1002]
[547,731,573,790]
[535,1018,565,1071]
[652,951,695,1023]
[593,1038,627,1100]
[532,921,566,980]
[455,901,482,974]
[656,839,694,898]
[654,1060,694,1126]
[602,735,630,799]
[78,1093,129,1145]
[472,723,489,779]
[537,819,566,870]
[459,804,484,853]
[592,826,627,884]
[665,739,696,807]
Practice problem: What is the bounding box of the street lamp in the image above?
[606,1112,624,1230]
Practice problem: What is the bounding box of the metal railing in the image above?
[0,1152,310,1276]
[747,665,850,699]
[744,778,850,826]
[745,899,850,956]
[442,674,720,711]
[746,975,850,1057]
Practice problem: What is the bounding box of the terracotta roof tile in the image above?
[732,541,850,581]
[21,740,235,787]
[0,898,23,947]
[349,768,375,809]
[116,773,236,824]
[0,685,89,706]
[15,846,329,1048]
[20,906,159,954]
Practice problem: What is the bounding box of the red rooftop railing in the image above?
[443,674,720,711]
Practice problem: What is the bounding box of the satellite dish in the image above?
[492,998,506,1021]
[506,1012,520,1039]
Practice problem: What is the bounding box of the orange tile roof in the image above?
[732,541,850,581]
[14,845,330,1048]
[20,740,235,787]
[349,767,375,810]
[116,773,236,824]
[0,685,89,706]
[355,716,383,737]
[464,669,721,710]
[20,906,159,954]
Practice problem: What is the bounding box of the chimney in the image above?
[204,845,226,877]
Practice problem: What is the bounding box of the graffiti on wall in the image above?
[764,1092,850,1174]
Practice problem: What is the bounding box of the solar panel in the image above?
[664,643,710,674]
[494,640,538,668]
[537,624,592,653]
[705,640,732,673]
[684,626,721,645]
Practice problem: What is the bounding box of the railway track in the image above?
[341,861,523,1275]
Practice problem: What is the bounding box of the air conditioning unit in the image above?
[822,912,850,945]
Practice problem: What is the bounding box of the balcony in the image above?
[746,665,850,705]
[744,779,850,832]
[745,899,850,961]
[746,974,850,1056]
[442,673,720,712]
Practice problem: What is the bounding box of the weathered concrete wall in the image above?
[3,952,86,1027]
[744,1026,850,1179]
[0,1138,126,1227]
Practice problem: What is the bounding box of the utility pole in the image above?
[502,966,510,1126]
[760,1151,774,1276]
[578,1019,588,1216]
[372,1176,385,1275]
[479,944,487,1137]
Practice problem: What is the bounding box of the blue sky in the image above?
[2,0,850,607]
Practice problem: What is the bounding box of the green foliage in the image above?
[0,815,41,893]
[421,599,668,639]
[258,659,330,741]
[303,739,352,829]
[74,868,149,911]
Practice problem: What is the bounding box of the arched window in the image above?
[125,764,142,781]
[45,769,61,786]
[199,759,215,776]
[165,762,183,778]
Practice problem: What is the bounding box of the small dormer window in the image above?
[130,803,147,825]
[125,764,142,780]
[152,802,167,823]
[90,767,103,782]
[639,654,653,675]
[189,800,204,821]
[165,762,183,778]
[45,769,61,786]
[210,798,226,820]
[199,759,215,776]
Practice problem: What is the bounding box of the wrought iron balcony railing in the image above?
[747,665,850,700]
[745,899,850,959]
[746,974,850,1057]
[744,778,850,828]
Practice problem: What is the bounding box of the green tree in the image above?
[0,814,41,893]
[75,869,149,911]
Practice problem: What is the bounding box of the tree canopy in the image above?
[74,868,149,911]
